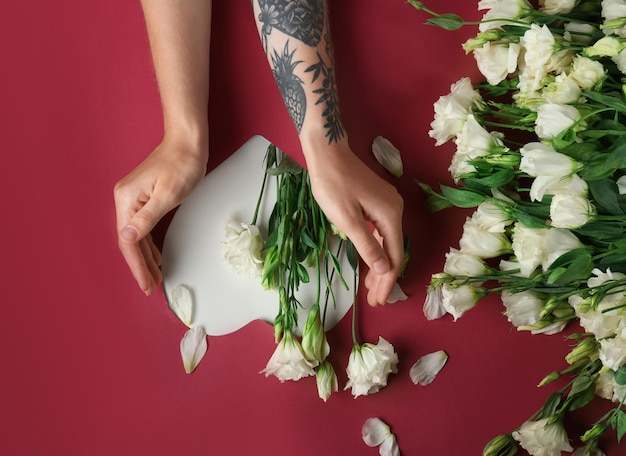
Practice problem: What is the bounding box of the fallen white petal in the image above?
[386,283,408,303]
[410,350,448,386]
[372,136,403,177]
[423,285,446,320]
[169,284,193,326]
[362,417,391,447]
[180,326,208,374]
[379,433,400,456]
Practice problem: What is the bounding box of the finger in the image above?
[345,219,390,277]
[122,196,172,244]
[140,236,162,288]
[118,238,154,295]
[147,233,162,267]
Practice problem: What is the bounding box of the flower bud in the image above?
[315,360,338,402]
[301,305,330,365]
[538,370,561,387]
[566,338,599,365]
[585,36,624,57]
[581,423,608,443]
[482,433,518,456]
[462,30,502,53]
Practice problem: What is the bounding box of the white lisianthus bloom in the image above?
[501,290,544,327]
[478,0,532,32]
[564,22,597,45]
[345,337,399,398]
[521,24,556,71]
[585,36,624,57]
[547,49,575,74]
[261,330,316,382]
[549,193,596,228]
[535,102,581,140]
[315,360,338,402]
[459,217,511,258]
[542,227,584,271]
[444,248,489,277]
[613,48,626,74]
[449,151,477,180]
[511,222,548,277]
[569,55,606,90]
[617,175,626,194]
[371,136,403,177]
[542,74,581,104]
[430,77,483,146]
[599,335,626,371]
[530,173,588,203]
[441,283,487,320]
[512,418,574,456]
[223,221,264,277]
[518,64,549,95]
[595,370,626,403]
[473,41,521,85]
[423,284,446,321]
[455,115,505,157]
[520,142,580,178]
[180,325,208,374]
[601,0,626,36]
[409,350,449,386]
[539,0,576,14]
[570,294,623,339]
[362,418,400,456]
[473,201,513,233]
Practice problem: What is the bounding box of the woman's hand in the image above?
[114,134,208,295]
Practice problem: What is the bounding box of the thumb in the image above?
[348,224,390,275]
[119,197,169,244]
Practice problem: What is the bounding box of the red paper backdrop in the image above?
[1,1,618,454]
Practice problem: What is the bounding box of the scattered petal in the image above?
[169,284,193,326]
[409,350,448,386]
[378,433,400,456]
[386,283,408,303]
[423,285,446,320]
[180,326,208,374]
[362,418,392,447]
[372,136,403,177]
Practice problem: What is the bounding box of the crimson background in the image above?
[1,1,618,455]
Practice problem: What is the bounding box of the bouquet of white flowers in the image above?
[411,0,626,454]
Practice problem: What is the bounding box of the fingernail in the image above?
[121,226,138,242]
[373,259,389,274]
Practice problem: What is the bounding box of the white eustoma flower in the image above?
[542,227,584,271]
[478,0,532,32]
[511,222,548,277]
[613,48,626,74]
[599,335,626,371]
[372,136,403,177]
[409,350,448,386]
[531,173,588,204]
[472,201,513,233]
[595,370,626,404]
[441,283,486,320]
[501,290,544,327]
[430,77,483,146]
[473,41,521,85]
[539,0,576,14]
[423,284,446,320]
[569,55,605,90]
[550,193,596,229]
[261,330,316,382]
[542,74,581,104]
[386,282,408,303]
[362,418,400,456]
[521,24,556,71]
[601,0,626,37]
[444,248,489,277]
[570,294,623,340]
[585,36,624,57]
[512,417,574,456]
[564,22,597,45]
[223,221,264,277]
[345,337,399,398]
[535,102,581,140]
[315,360,338,402]
[180,325,208,374]
[169,284,194,326]
[459,217,511,258]
[617,175,626,194]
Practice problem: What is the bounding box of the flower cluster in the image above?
[411,0,626,453]
[222,143,405,401]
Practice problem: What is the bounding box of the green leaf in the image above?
[564,382,596,411]
[440,185,486,208]
[426,13,464,30]
[616,410,626,442]
[615,365,626,385]
[559,141,599,162]
[575,221,626,241]
[540,391,563,418]
[588,178,624,215]
[345,240,359,272]
[546,248,594,285]
[462,168,516,189]
[296,263,309,284]
[425,194,452,212]
[329,252,349,290]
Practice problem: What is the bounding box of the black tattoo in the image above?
[271,41,306,132]
[257,0,324,49]
[305,52,344,144]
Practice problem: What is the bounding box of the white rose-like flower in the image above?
[613,48,626,75]
[530,173,588,204]
[441,283,486,320]
[473,41,521,85]
[444,248,489,276]
[459,217,511,258]
[564,22,597,45]
[535,102,581,140]
[542,74,581,104]
[472,200,513,233]
[511,222,548,277]
[595,370,626,403]
[223,221,264,277]
[539,0,576,14]
[520,142,580,178]
[345,337,399,398]
[430,77,483,146]
[601,0,626,36]
[569,55,605,90]
[512,418,574,456]
[261,330,316,382]
[599,335,626,371]
[315,360,338,402]
[570,294,623,339]
[501,290,544,327]
[478,0,532,32]
[550,193,596,228]
[542,227,584,271]
[521,24,555,70]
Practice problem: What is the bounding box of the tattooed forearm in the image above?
[305,52,344,143]
[271,41,306,132]
[257,0,324,49]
